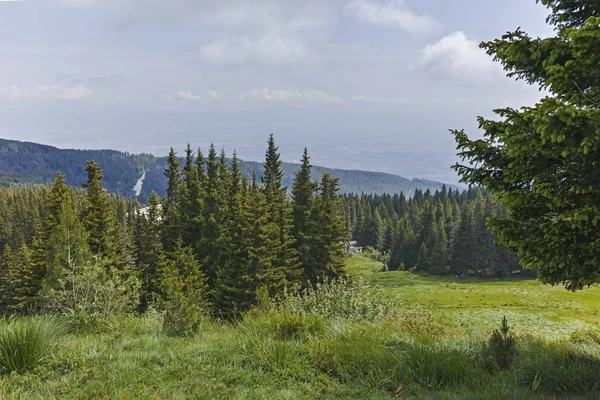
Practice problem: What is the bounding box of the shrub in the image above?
[484,316,517,370]
[43,258,141,331]
[273,277,398,322]
[0,317,66,374]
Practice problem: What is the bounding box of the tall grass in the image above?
[0,317,66,374]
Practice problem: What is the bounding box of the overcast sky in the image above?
[0,0,553,182]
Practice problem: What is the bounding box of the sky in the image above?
[0,0,554,182]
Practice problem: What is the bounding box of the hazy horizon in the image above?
[0,0,553,183]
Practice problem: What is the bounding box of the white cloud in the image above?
[303,89,344,103]
[345,0,440,35]
[240,88,303,101]
[201,36,307,66]
[415,31,503,81]
[240,88,343,102]
[351,95,408,103]
[0,84,94,100]
[173,90,227,101]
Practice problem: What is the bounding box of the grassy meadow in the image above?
[1,255,600,399]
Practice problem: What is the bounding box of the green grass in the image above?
[1,255,599,399]
[0,317,66,374]
[348,255,600,338]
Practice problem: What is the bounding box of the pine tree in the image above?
[246,172,279,298]
[215,152,252,318]
[82,161,126,267]
[0,244,14,313]
[163,148,182,249]
[2,243,41,314]
[136,190,164,309]
[291,148,319,285]
[310,173,347,284]
[199,144,222,292]
[157,238,208,336]
[262,135,300,293]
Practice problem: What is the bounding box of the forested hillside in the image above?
[344,188,525,277]
[0,138,457,201]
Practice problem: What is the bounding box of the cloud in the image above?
[0,84,94,100]
[173,90,227,101]
[172,90,227,101]
[415,31,503,81]
[345,0,440,35]
[351,95,408,103]
[239,88,343,102]
[201,36,308,66]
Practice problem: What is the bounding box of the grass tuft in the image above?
[0,317,66,374]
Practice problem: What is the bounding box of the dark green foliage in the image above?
[0,136,352,319]
[82,161,124,266]
[345,188,522,277]
[452,2,600,290]
[291,148,319,285]
[157,238,208,336]
[484,316,517,370]
[310,174,347,284]
[262,135,301,295]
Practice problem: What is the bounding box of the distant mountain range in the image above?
[0,138,460,202]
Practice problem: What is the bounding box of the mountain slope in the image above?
[0,138,458,201]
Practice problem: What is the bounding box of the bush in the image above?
[273,278,398,322]
[484,316,517,370]
[43,258,141,331]
[0,317,66,374]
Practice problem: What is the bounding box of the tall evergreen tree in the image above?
[157,237,208,336]
[310,173,347,284]
[291,148,319,285]
[262,135,300,292]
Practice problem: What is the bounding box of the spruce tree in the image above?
[82,161,125,267]
[199,144,222,292]
[215,152,252,318]
[136,190,164,309]
[157,238,208,336]
[310,173,347,284]
[262,135,300,293]
[2,243,41,314]
[291,148,318,285]
[163,148,182,249]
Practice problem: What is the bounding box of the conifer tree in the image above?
[157,237,208,336]
[199,144,222,292]
[262,135,300,292]
[82,161,125,267]
[310,173,347,284]
[215,152,252,317]
[180,144,203,248]
[162,148,182,249]
[291,148,318,284]
[0,244,14,313]
[246,172,279,297]
[136,190,164,309]
[1,243,40,314]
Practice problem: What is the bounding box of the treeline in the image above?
[0,136,347,326]
[0,138,456,202]
[343,187,525,277]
